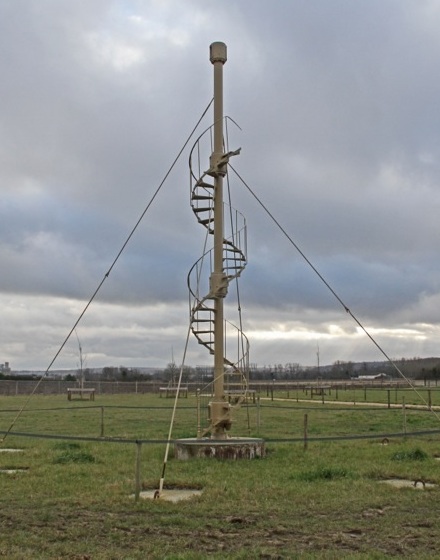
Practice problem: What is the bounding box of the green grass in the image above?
[53,444,97,464]
[1,392,440,558]
[391,447,429,462]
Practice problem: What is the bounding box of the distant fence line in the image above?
[0,377,433,397]
[0,379,162,396]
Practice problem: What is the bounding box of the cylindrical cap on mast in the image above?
[210,42,227,64]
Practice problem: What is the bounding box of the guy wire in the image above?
[229,163,440,423]
[1,99,214,444]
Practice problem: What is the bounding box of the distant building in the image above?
[0,361,11,374]
[357,373,388,380]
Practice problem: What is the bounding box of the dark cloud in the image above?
[1,1,440,369]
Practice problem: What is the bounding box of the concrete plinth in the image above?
[174,437,265,460]
[133,489,203,502]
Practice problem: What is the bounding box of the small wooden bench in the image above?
[305,386,331,397]
[67,388,96,401]
[159,387,188,398]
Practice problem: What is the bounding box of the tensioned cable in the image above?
[224,119,249,377]
[224,165,251,433]
[0,99,214,444]
[224,121,246,348]
[229,163,440,423]
[157,322,192,497]
[225,119,251,433]
[3,427,440,444]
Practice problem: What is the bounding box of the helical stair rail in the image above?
[188,125,250,429]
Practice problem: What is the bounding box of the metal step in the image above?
[192,194,213,201]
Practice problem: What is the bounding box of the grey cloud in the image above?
[2,1,440,370]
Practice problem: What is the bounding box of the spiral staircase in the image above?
[188,131,249,432]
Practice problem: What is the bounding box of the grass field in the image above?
[1,391,440,559]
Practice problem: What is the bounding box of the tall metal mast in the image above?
[209,42,230,438]
[175,42,265,460]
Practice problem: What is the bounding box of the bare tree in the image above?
[74,329,87,389]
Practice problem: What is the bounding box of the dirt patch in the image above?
[1,502,440,559]
[135,488,203,502]
[379,478,436,489]
[0,467,29,474]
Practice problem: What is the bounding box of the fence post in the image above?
[428,389,432,410]
[196,389,201,438]
[256,395,261,434]
[387,389,391,409]
[135,441,142,502]
[303,413,308,451]
[402,397,407,436]
[100,407,105,438]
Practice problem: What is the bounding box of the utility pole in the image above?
[317,343,320,376]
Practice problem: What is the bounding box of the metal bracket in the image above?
[208,148,241,177]
[209,272,228,299]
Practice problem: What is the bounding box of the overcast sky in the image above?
[2,0,440,371]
